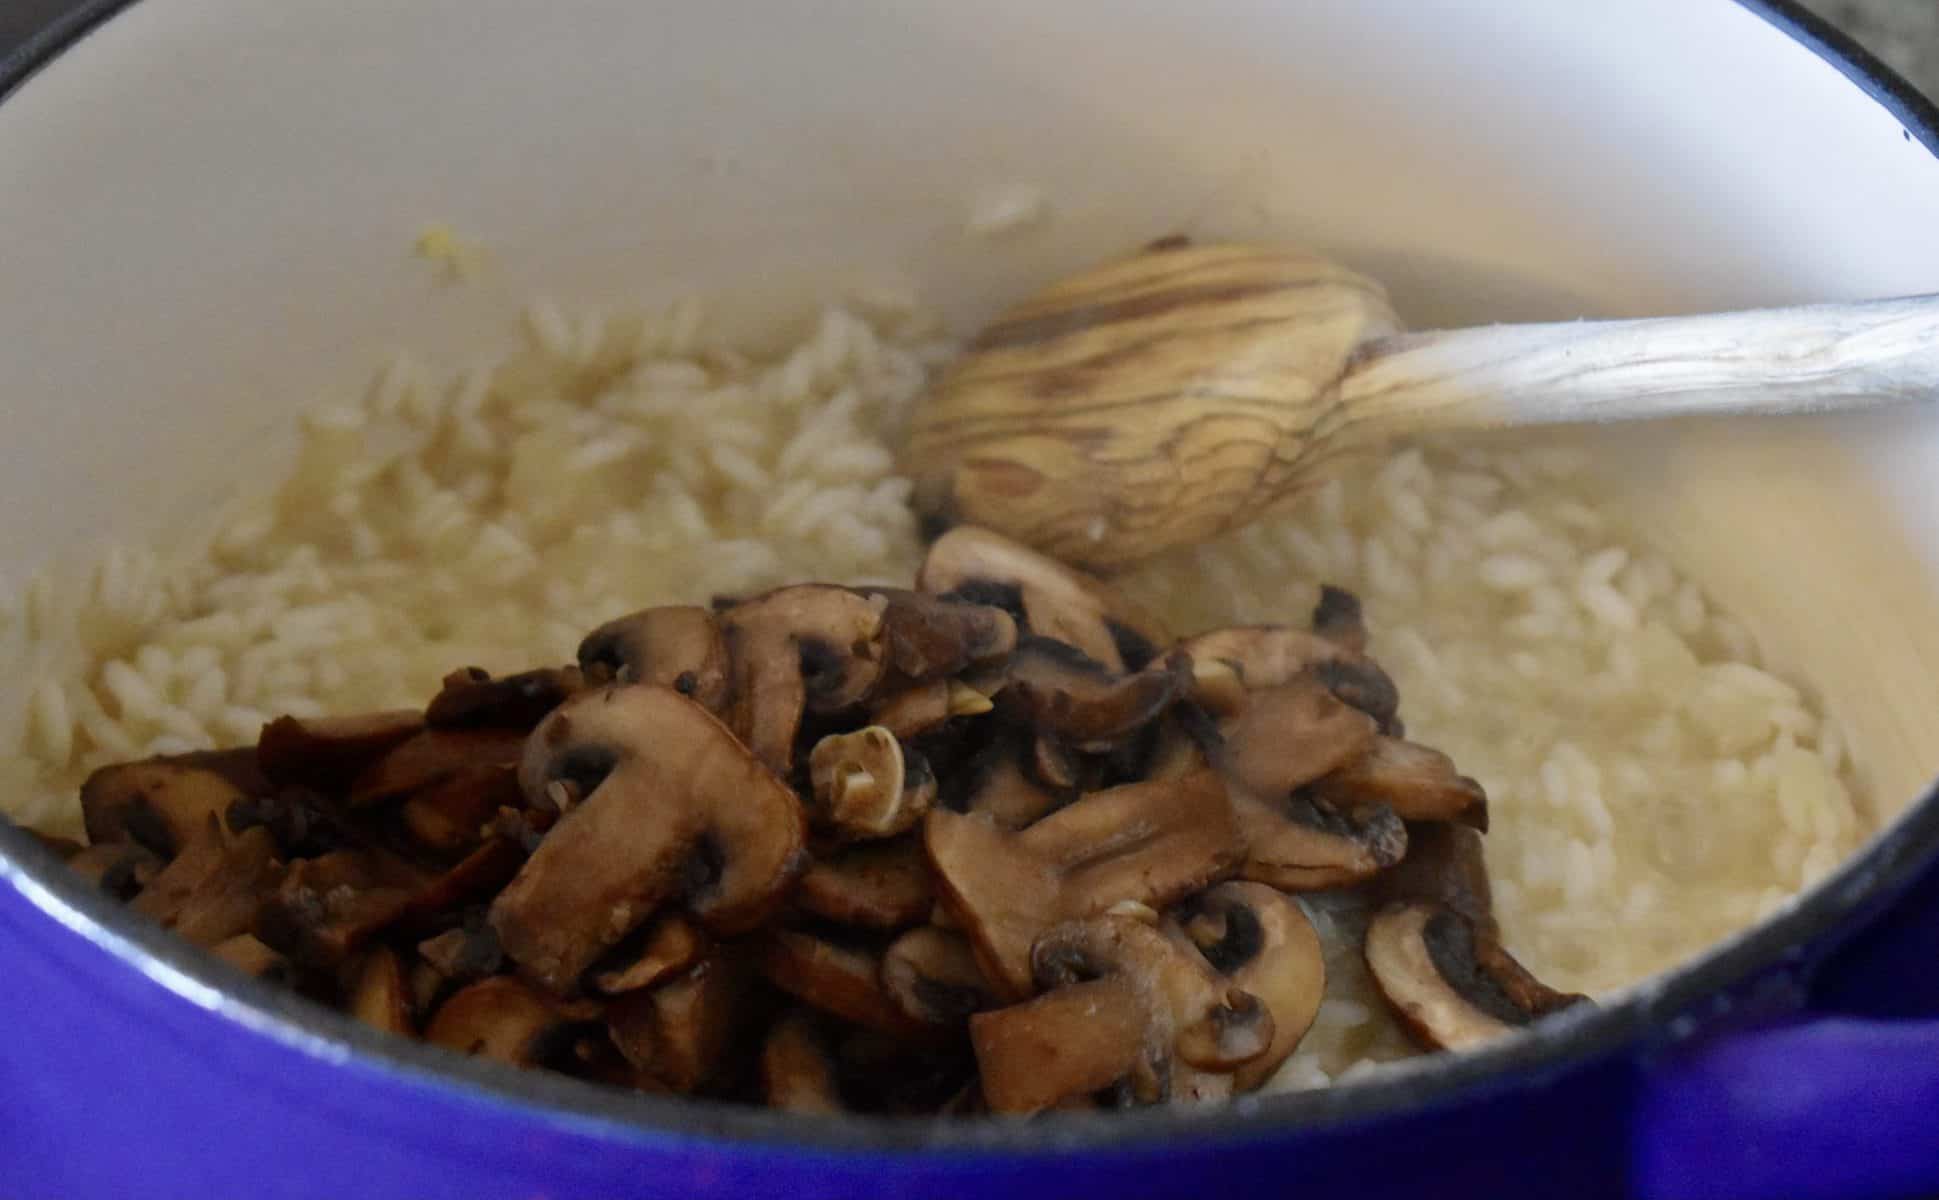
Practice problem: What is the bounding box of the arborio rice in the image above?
[0,293,1868,1091]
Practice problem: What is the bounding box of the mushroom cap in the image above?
[916,526,1170,672]
[1371,821,1497,941]
[1364,902,1587,1052]
[491,684,807,992]
[1232,790,1407,891]
[867,588,1019,681]
[1167,882,1326,1091]
[576,605,731,712]
[720,585,891,774]
[1001,637,1188,746]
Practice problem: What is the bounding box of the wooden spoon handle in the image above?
[1339,293,1939,439]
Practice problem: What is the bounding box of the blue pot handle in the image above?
[1632,1016,1939,1200]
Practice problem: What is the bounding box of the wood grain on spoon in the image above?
[906,239,1939,570]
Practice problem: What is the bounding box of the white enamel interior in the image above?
[2,0,1938,835]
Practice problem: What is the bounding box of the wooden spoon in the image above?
[905,239,1939,570]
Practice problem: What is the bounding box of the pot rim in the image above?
[2,0,1937,1159]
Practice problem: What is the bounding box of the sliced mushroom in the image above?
[881,925,994,1029]
[1167,883,1325,1091]
[588,913,709,995]
[757,927,932,1037]
[1314,737,1488,828]
[761,1011,846,1113]
[1001,638,1188,746]
[971,915,1271,1112]
[406,835,526,923]
[80,750,263,858]
[425,666,584,731]
[425,975,572,1067]
[1214,677,1378,799]
[807,727,935,841]
[260,847,431,968]
[131,819,284,949]
[868,678,993,740]
[490,685,807,992]
[224,785,365,859]
[720,585,889,774]
[917,526,1169,673]
[1370,822,1497,940]
[65,842,163,902]
[1310,585,1368,654]
[400,764,522,857]
[209,933,290,982]
[957,746,1065,831]
[866,588,1019,681]
[1178,625,1400,730]
[417,921,505,990]
[348,945,414,1036]
[925,768,1243,998]
[607,956,759,1093]
[576,605,731,712]
[346,728,527,808]
[1233,791,1406,891]
[1364,902,1588,1052]
[796,837,934,931]
[257,710,425,789]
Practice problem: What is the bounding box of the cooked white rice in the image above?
[0,292,1867,1092]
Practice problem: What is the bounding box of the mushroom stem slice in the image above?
[970,977,1157,1114]
[807,727,933,841]
[491,685,807,993]
[1364,902,1588,1052]
[576,605,731,712]
[1315,737,1489,829]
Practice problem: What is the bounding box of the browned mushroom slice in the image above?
[925,768,1243,999]
[1310,585,1369,653]
[80,750,263,858]
[257,710,425,789]
[588,913,708,995]
[881,925,994,1029]
[417,922,505,991]
[866,588,1019,681]
[756,928,930,1038]
[347,946,414,1036]
[261,847,431,968]
[971,915,1273,1113]
[209,933,290,982]
[796,837,934,931]
[720,585,889,775]
[1371,822,1497,940]
[607,956,758,1093]
[425,666,584,731]
[916,526,1170,673]
[1315,737,1488,828]
[425,975,571,1067]
[1364,902,1588,1052]
[65,842,163,902]
[1233,791,1406,891]
[346,728,527,808]
[1167,882,1326,1091]
[489,685,807,993]
[1215,677,1378,798]
[131,820,285,949]
[761,1011,846,1113]
[807,728,935,841]
[1002,638,1189,746]
[399,764,523,857]
[960,750,1065,831]
[576,605,731,712]
[868,678,993,740]
[1180,625,1399,728]
[405,836,526,924]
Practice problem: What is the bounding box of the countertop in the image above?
[2,1,1937,99]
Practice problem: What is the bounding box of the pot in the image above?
[3,2,1939,1197]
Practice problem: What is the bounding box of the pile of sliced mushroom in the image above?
[58,525,1586,1114]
